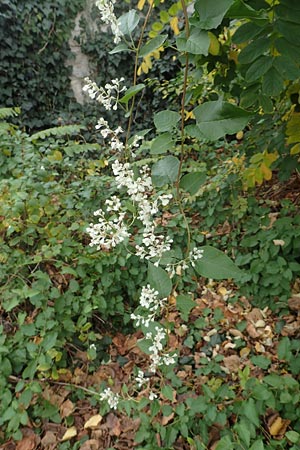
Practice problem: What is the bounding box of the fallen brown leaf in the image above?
[60,399,74,419]
[16,435,36,450]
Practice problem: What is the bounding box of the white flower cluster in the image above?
[95,117,125,152]
[86,143,172,257]
[99,387,120,409]
[135,370,158,400]
[83,77,126,111]
[145,327,176,373]
[86,209,129,250]
[95,0,123,43]
[112,160,173,263]
[166,246,204,277]
[131,285,167,327]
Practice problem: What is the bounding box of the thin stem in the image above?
[175,0,191,254]
[125,2,154,149]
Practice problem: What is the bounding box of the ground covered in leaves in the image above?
[1,280,299,450]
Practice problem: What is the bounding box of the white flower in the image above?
[105,195,122,212]
[86,210,129,250]
[83,77,126,111]
[139,285,166,313]
[95,0,123,43]
[135,370,147,388]
[189,247,204,267]
[100,388,119,409]
[149,391,158,400]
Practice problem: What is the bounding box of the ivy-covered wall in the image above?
[0,0,87,130]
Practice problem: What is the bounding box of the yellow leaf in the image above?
[240,347,250,358]
[184,110,195,121]
[291,143,300,155]
[170,16,180,35]
[48,150,63,162]
[260,162,272,181]
[137,0,146,10]
[236,130,244,140]
[208,32,220,55]
[61,427,77,442]
[84,414,103,429]
[269,417,286,436]
[263,151,278,165]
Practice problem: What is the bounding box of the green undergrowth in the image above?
[0,111,300,448]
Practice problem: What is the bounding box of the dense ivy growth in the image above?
[0,0,86,130]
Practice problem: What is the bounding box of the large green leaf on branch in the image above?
[147,262,172,298]
[151,155,180,187]
[193,100,252,141]
[195,0,234,29]
[238,37,270,65]
[150,132,174,155]
[176,29,210,55]
[226,0,266,19]
[245,56,273,83]
[180,171,207,195]
[154,110,181,132]
[194,246,242,279]
[232,22,264,44]
[119,84,145,105]
[118,10,140,36]
[139,35,167,57]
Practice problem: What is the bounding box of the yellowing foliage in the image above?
[286,112,300,154]
[137,47,164,75]
[243,151,278,188]
[208,32,220,56]
[170,16,180,35]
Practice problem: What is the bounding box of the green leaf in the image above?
[243,398,259,427]
[251,355,271,369]
[235,422,251,447]
[161,385,174,401]
[185,29,210,55]
[118,10,140,36]
[119,84,145,105]
[262,67,284,97]
[139,34,167,57]
[232,22,264,44]
[273,56,300,81]
[154,110,181,132]
[194,246,242,280]
[238,37,270,65]
[147,262,172,298]
[275,38,300,60]
[176,295,196,321]
[137,338,153,355]
[151,155,180,187]
[245,56,273,83]
[180,171,207,195]
[195,0,234,29]
[259,95,273,113]
[215,435,234,450]
[263,374,283,388]
[278,336,292,361]
[109,43,131,54]
[249,440,265,450]
[193,100,252,141]
[286,431,300,444]
[276,19,300,45]
[150,132,174,155]
[226,0,265,19]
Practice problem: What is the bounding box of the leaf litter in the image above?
[1,280,299,450]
